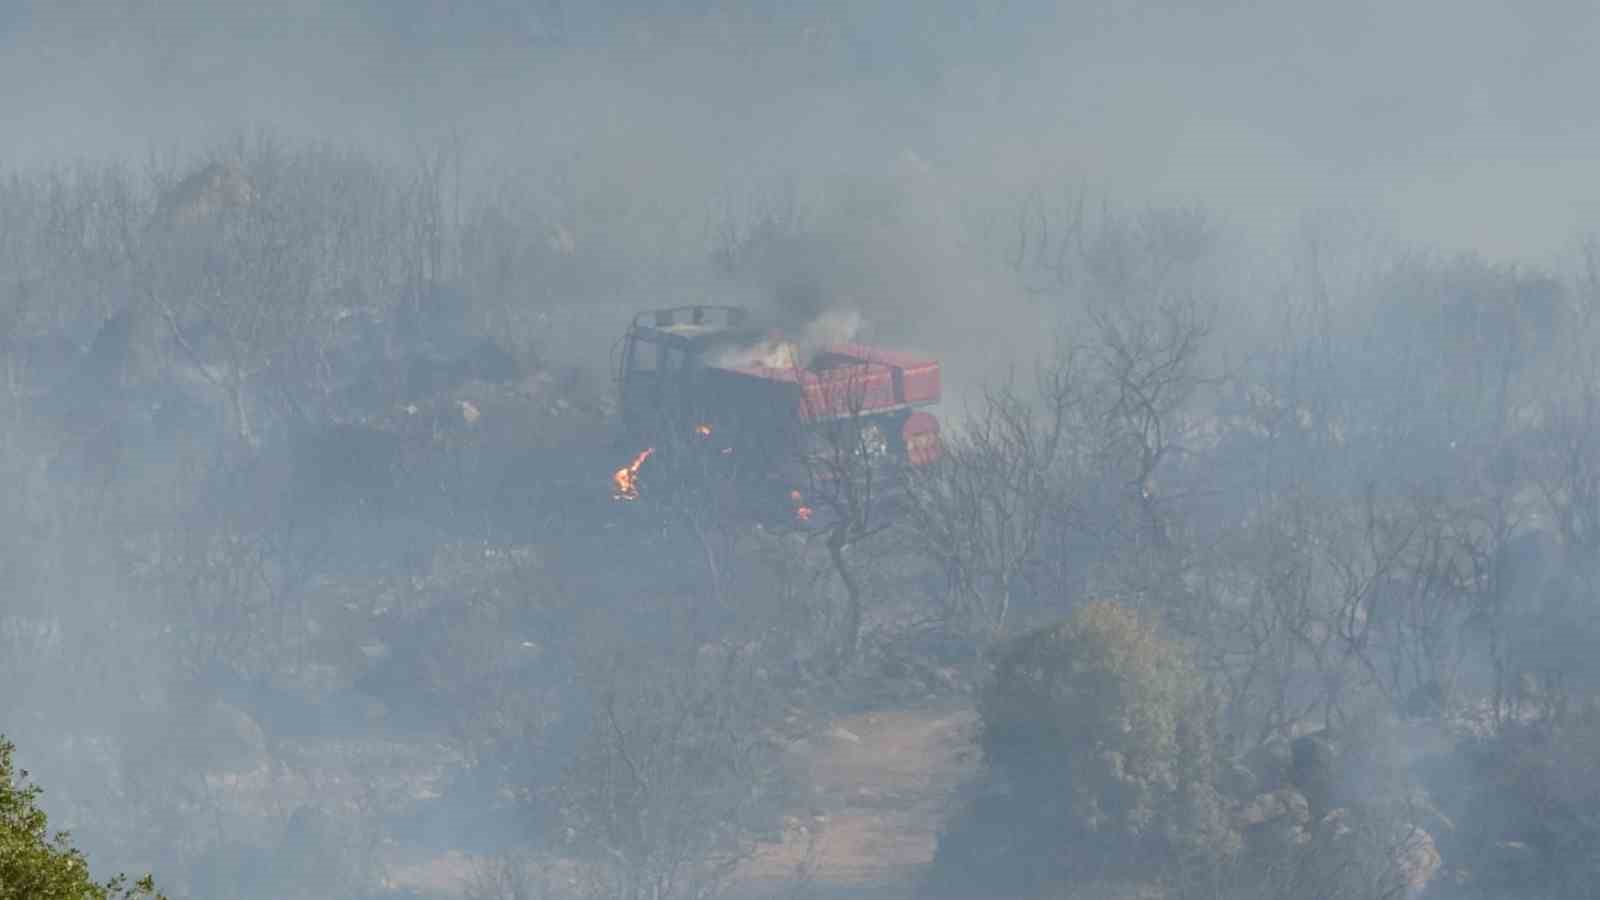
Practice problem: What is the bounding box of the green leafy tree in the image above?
[0,736,164,900]
[924,601,1237,899]
[981,602,1194,835]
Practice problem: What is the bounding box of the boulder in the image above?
[1238,788,1313,855]
[1237,788,1311,830]
[1390,825,1441,899]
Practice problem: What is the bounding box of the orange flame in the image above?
[695,423,713,436]
[612,447,655,501]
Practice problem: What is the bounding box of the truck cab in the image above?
[614,305,943,518]
[615,305,766,446]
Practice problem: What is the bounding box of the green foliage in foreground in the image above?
[980,601,1199,836]
[929,600,1238,897]
[0,736,164,900]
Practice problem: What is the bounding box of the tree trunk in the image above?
[827,529,862,668]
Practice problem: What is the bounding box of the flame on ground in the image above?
[612,447,655,501]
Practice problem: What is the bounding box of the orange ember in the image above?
[612,447,655,501]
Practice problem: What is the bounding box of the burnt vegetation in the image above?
[5,7,1600,900]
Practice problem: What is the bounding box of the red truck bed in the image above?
[707,343,941,422]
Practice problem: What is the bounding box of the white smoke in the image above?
[801,307,864,350]
[709,307,866,371]
[710,337,802,370]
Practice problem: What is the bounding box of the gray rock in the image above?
[1388,825,1441,899]
[1238,788,1311,830]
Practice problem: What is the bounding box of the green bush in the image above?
[0,736,164,900]
[924,602,1236,897]
[979,601,1195,838]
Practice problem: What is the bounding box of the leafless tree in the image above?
[1001,177,1098,297]
[397,134,468,336]
[1078,219,1220,552]
[1190,491,1325,750]
[552,636,787,900]
[135,135,421,446]
[900,352,1076,634]
[785,354,903,666]
[706,178,810,279]
[138,139,314,446]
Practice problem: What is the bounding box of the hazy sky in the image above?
[4,0,1599,264]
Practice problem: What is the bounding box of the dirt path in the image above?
[379,699,980,899]
[738,700,980,899]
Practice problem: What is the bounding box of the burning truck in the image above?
[611,306,942,524]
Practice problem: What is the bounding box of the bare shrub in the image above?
[548,635,791,900]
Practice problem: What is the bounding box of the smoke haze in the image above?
[6,3,1600,899]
